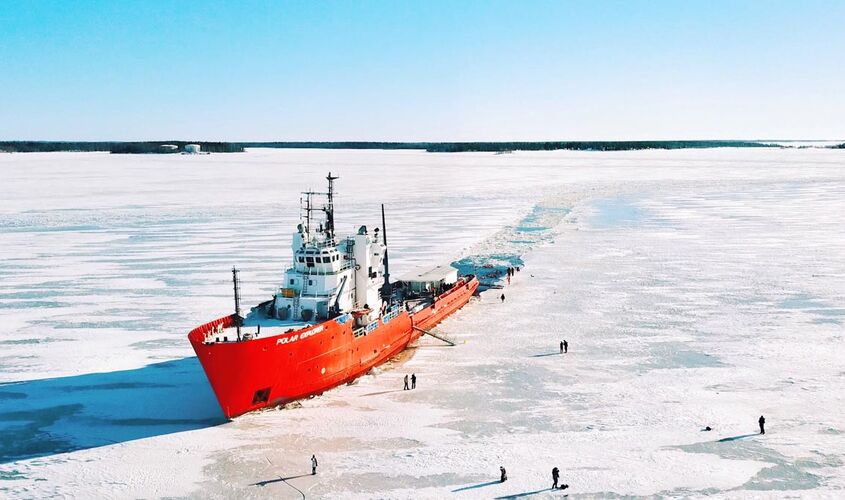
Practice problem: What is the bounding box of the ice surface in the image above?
[1,148,844,498]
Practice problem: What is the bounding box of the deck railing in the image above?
[382,306,401,324]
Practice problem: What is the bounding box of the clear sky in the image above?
[1,1,843,141]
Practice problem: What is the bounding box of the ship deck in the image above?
[198,307,316,343]
[202,283,451,345]
[242,307,312,329]
[242,307,314,334]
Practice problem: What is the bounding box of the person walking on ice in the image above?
[403,374,409,390]
[759,415,766,434]
[311,454,318,475]
[411,373,416,389]
[552,467,560,489]
[499,466,507,482]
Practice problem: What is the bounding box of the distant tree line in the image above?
[1,140,782,154]
[0,141,243,153]
[109,142,243,154]
[0,141,116,153]
[235,141,435,151]
[416,140,771,152]
[235,140,773,152]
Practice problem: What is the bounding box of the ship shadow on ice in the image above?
[495,487,567,499]
[251,473,311,487]
[717,433,758,442]
[360,389,405,397]
[530,352,562,358]
[452,480,501,492]
[0,357,225,464]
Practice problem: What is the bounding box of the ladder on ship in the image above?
[413,326,456,346]
[294,268,313,320]
[292,294,300,319]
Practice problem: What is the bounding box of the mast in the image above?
[300,173,338,245]
[232,266,242,341]
[380,203,391,302]
[305,192,311,236]
[325,172,338,242]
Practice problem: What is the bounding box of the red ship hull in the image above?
[189,277,479,418]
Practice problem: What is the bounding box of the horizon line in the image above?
[2,139,843,143]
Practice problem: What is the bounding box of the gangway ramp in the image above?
[413,326,456,346]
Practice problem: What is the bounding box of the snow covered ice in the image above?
[1,148,844,498]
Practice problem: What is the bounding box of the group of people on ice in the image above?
[295,260,771,495]
[403,373,417,390]
[504,265,519,285]
[496,465,569,490]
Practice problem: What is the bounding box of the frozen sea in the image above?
[1,148,843,498]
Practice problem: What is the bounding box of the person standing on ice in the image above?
[759,415,766,434]
[403,374,409,390]
[563,340,568,353]
[552,467,560,489]
[500,293,505,303]
[560,341,564,354]
[500,466,507,482]
[311,454,318,475]
[411,373,417,389]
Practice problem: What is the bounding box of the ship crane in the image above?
[329,275,348,318]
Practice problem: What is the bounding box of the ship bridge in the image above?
[254,173,388,326]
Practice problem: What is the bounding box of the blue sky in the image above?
[1,1,843,141]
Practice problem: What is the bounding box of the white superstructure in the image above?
[269,173,387,325]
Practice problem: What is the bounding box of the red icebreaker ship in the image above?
[189,173,478,418]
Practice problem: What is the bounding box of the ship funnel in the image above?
[380,204,391,302]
